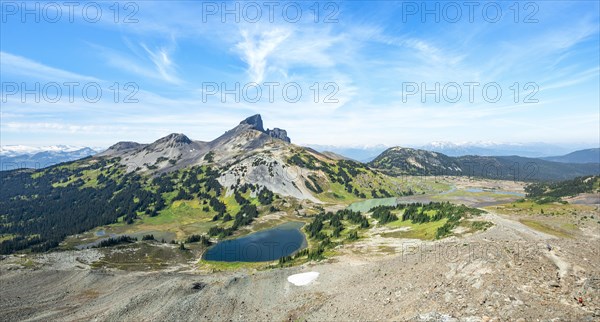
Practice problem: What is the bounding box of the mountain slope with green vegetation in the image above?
[524,175,600,203]
[0,115,410,255]
[370,147,600,181]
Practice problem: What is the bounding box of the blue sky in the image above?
[1,0,599,148]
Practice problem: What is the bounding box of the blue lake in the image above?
[203,222,307,262]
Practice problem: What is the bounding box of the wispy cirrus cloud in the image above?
[93,39,182,85]
[0,52,100,83]
[140,42,182,85]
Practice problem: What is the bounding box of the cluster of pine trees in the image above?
[370,206,399,224]
[277,244,326,266]
[257,187,274,205]
[303,209,369,257]
[304,174,323,194]
[208,204,260,238]
[184,234,211,246]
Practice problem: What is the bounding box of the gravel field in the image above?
[1,211,599,321]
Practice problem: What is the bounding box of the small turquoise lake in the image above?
[202,222,307,262]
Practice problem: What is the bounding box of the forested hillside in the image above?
[524,175,600,203]
[370,147,600,181]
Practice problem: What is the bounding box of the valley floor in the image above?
[1,210,599,321]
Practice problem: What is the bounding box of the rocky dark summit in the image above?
[240,114,265,132]
[239,114,291,143]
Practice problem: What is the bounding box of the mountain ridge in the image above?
[0,114,409,253]
[0,147,98,170]
[541,148,600,164]
[369,146,600,181]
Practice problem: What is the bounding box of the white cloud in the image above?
[93,40,182,85]
[235,27,291,83]
[140,43,182,84]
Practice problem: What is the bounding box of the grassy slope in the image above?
[519,219,574,239]
[490,200,595,216]
[486,199,597,238]
[382,218,449,240]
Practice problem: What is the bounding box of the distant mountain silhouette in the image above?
[541,148,600,164]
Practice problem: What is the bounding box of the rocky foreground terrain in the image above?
[1,209,598,321]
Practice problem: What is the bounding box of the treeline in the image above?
[289,202,484,263]
[95,235,137,248]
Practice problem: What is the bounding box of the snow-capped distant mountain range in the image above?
[310,141,595,162]
[0,145,103,157]
[0,145,103,170]
[417,141,579,158]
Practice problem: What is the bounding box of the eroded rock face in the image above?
[239,114,291,143]
[239,114,264,132]
[266,128,291,143]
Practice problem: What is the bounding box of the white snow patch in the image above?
[287,272,319,286]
